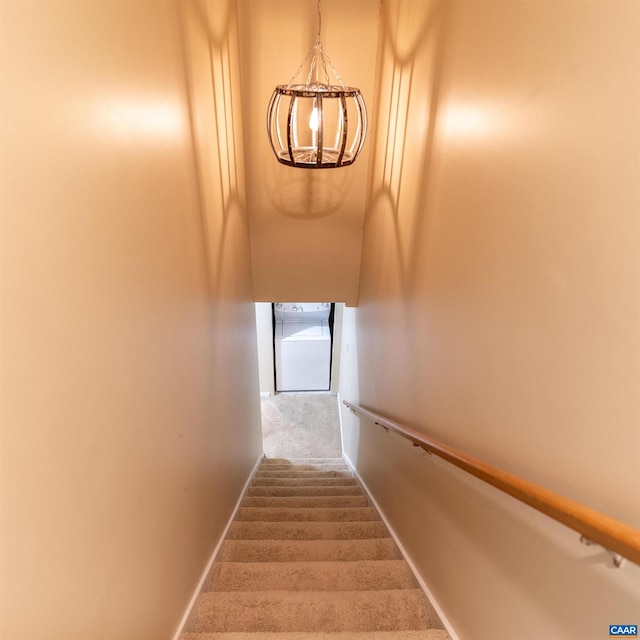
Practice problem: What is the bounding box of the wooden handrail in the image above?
[343,399,640,567]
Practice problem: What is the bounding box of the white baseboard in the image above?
[343,452,461,640]
[171,453,264,639]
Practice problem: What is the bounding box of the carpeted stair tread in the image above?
[247,486,364,497]
[236,507,378,522]
[252,477,358,487]
[228,521,388,540]
[193,589,431,632]
[258,464,351,472]
[208,560,418,592]
[255,470,354,478]
[219,538,402,562]
[241,495,369,508]
[181,632,451,640]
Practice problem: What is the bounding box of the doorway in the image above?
[254,303,344,457]
[273,302,334,392]
[254,302,343,397]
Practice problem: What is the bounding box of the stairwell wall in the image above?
[1,1,262,639]
[340,1,640,638]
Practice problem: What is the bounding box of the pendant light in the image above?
[266,0,368,169]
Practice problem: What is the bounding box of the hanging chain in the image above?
[316,0,321,44]
[286,0,346,89]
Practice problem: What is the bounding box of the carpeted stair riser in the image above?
[255,470,354,478]
[236,507,378,522]
[193,589,431,633]
[229,521,388,540]
[219,538,402,562]
[247,485,364,497]
[241,495,370,508]
[181,632,451,640]
[208,560,418,592]
[261,458,347,465]
[252,477,358,486]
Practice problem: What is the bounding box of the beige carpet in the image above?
[261,393,342,458]
[182,459,451,640]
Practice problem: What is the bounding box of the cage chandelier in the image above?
[266,0,367,169]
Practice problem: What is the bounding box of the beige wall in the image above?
[0,2,263,639]
[237,0,379,306]
[255,303,275,396]
[340,1,640,638]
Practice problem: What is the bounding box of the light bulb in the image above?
[309,106,319,132]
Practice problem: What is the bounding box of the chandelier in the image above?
[266,0,368,169]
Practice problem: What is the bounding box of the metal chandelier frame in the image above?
[266,0,368,169]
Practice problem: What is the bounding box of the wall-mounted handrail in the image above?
[343,399,640,567]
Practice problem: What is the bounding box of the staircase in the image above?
[181,457,451,640]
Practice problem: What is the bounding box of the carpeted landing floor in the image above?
[260,393,342,458]
[181,458,451,640]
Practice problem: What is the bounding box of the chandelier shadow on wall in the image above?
[266,0,368,169]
